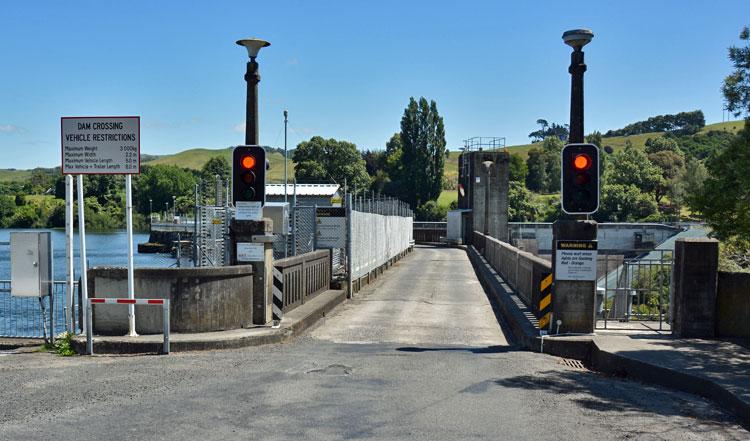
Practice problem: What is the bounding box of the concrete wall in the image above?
[508,222,682,254]
[716,271,750,338]
[474,231,551,311]
[88,265,254,335]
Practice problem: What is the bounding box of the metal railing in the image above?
[413,222,447,244]
[597,249,673,331]
[0,280,80,338]
[273,250,331,313]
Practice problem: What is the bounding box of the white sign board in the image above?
[61,116,140,174]
[235,201,262,221]
[316,207,347,249]
[237,242,264,262]
[555,240,598,281]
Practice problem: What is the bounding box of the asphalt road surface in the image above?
[0,246,746,440]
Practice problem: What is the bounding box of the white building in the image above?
[265,183,341,206]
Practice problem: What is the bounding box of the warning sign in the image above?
[555,240,598,281]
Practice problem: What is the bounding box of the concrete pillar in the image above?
[551,220,597,334]
[672,238,719,338]
[230,218,274,325]
[461,151,510,242]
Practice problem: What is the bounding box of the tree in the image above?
[414,200,447,221]
[585,131,603,148]
[723,26,750,117]
[134,165,198,215]
[529,120,569,142]
[689,124,750,240]
[396,97,446,207]
[644,137,682,155]
[293,136,370,191]
[508,181,537,221]
[604,143,663,195]
[508,154,528,183]
[648,150,685,204]
[525,148,548,192]
[200,156,230,183]
[595,184,658,222]
[541,137,563,192]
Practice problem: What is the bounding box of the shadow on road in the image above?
[396,345,515,354]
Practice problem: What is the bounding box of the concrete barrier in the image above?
[717,271,750,338]
[473,231,551,312]
[274,250,331,313]
[88,265,254,335]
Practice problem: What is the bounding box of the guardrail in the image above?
[86,298,170,355]
[413,222,446,244]
[273,249,331,314]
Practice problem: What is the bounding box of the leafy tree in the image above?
[644,137,682,155]
[134,164,198,215]
[0,195,15,227]
[529,121,569,142]
[670,130,736,160]
[508,154,528,183]
[508,181,537,221]
[396,97,446,207]
[595,183,658,222]
[723,26,750,117]
[293,136,370,191]
[585,131,603,148]
[689,125,750,240]
[200,156,230,183]
[525,148,547,192]
[648,149,685,204]
[604,110,705,137]
[542,137,563,192]
[604,143,663,195]
[361,150,385,176]
[414,200,447,221]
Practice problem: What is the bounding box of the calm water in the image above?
[0,228,180,281]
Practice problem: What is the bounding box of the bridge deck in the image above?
[312,245,508,347]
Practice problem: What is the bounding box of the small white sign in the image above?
[235,201,262,221]
[555,240,598,281]
[317,217,347,248]
[61,116,140,174]
[237,242,264,262]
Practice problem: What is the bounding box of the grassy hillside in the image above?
[0,169,32,183]
[144,148,294,183]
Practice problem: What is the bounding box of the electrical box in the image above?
[10,231,53,297]
[263,202,290,235]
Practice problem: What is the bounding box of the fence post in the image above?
[162,299,170,354]
[346,193,353,298]
[86,301,93,355]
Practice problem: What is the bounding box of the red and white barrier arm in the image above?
[90,298,165,305]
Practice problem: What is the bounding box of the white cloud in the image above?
[0,124,24,134]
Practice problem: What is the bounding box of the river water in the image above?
[0,228,179,281]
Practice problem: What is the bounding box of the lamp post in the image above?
[482,160,494,236]
[236,38,271,145]
[563,29,594,144]
[149,198,152,221]
[284,109,288,204]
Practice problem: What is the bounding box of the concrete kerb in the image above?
[71,289,347,355]
[467,244,750,429]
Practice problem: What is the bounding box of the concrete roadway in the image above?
[0,246,746,440]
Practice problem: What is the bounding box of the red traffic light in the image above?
[241,155,257,170]
[573,153,592,171]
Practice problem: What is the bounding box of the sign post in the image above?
[62,116,140,337]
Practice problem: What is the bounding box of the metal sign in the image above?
[61,116,140,174]
[10,232,53,297]
[555,240,598,281]
[237,242,264,262]
[235,201,262,221]
[316,207,346,249]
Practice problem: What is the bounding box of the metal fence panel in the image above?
[351,210,412,279]
[0,281,79,338]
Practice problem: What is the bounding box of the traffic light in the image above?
[232,145,266,206]
[561,143,599,214]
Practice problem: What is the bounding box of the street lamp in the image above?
[562,29,594,144]
[482,160,494,236]
[236,38,271,145]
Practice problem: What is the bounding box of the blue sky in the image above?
[1,1,748,169]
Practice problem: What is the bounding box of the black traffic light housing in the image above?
[232,145,266,206]
[561,143,599,214]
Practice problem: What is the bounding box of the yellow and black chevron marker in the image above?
[538,273,553,331]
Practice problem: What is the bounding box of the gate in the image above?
[293,206,316,255]
[596,249,673,332]
[0,280,80,338]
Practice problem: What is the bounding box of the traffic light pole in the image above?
[568,48,586,144]
[245,59,260,145]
